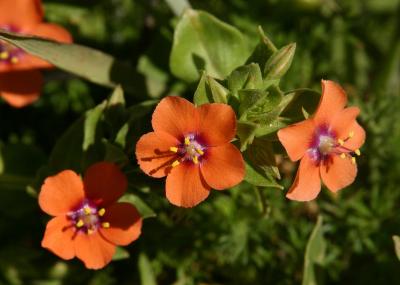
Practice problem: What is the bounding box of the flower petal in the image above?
[39,170,85,216]
[343,121,365,151]
[41,216,75,260]
[99,203,142,246]
[152,96,198,139]
[135,131,180,178]
[165,163,210,208]
[277,119,315,161]
[313,80,347,125]
[83,162,127,207]
[0,70,43,108]
[0,0,43,28]
[200,144,245,190]
[320,155,357,193]
[286,154,321,201]
[330,107,360,138]
[197,103,236,146]
[74,232,115,270]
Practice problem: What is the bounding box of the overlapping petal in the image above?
[39,170,85,216]
[100,203,142,246]
[166,163,210,208]
[343,121,365,151]
[83,162,127,206]
[135,131,180,178]
[320,155,357,192]
[200,144,244,190]
[0,0,43,28]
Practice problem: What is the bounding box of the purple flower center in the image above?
[67,200,110,235]
[169,134,207,166]
[0,25,24,65]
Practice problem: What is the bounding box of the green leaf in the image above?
[281,88,320,122]
[119,194,156,219]
[170,9,251,82]
[193,72,228,105]
[393,235,400,261]
[236,121,258,151]
[138,253,157,285]
[112,247,130,261]
[164,0,191,16]
[83,102,106,151]
[0,31,145,95]
[227,63,263,95]
[264,43,296,80]
[103,141,129,164]
[246,26,278,71]
[302,216,326,285]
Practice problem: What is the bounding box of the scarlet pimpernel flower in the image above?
[135,96,245,208]
[278,80,366,201]
[39,162,142,270]
[0,0,72,107]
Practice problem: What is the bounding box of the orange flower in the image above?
[278,80,366,201]
[39,162,142,270]
[0,0,72,107]
[135,96,245,208]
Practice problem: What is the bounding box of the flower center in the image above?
[68,200,110,235]
[0,25,24,65]
[169,134,206,167]
[308,126,361,164]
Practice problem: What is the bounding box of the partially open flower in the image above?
[0,0,72,107]
[278,80,366,201]
[135,96,245,208]
[39,162,142,270]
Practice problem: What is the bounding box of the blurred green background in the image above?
[0,0,399,284]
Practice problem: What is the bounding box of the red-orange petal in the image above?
[0,0,43,28]
[197,103,236,146]
[200,143,245,190]
[313,80,347,126]
[83,162,127,207]
[39,170,85,216]
[343,121,366,151]
[320,155,357,193]
[277,119,315,161]
[0,70,43,108]
[41,215,75,260]
[152,96,198,140]
[74,232,115,270]
[135,131,180,178]
[165,163,210,207]
[330,106,360,138]
[286,154,321,201]
[99,203,142,246]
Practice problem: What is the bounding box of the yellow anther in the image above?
[340,153,346,159]
[171,160,180,167]
[87,229,95,235]
[349,131,354,138]
[98,208,106,217]
[169,146,178,153]
[193,156,199,164]
[83,206,91,215]
[76,219,84,228]
[196,148,204,155]
[351,157,356,164]
[10,57,19,64]
[184,137,190,145]
[338,139,344,146]
[102,222,110,228]
[355,149,361,156]
[0,51,9,59]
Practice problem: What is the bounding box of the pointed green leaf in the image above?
[138,253,157,285]
[119,194,156,219]
[112,247,130,261]
[227,63,263,95]
[281,89,320,123]
[246,26,277,71]
[170,9,251,82]
[194,72,228,105]
[264,43,296,80]
[236,121,258,151]
[393,235,400,261]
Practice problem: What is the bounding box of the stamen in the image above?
[351,157,356,164]
[10,57,18,64]
[349,131,354,138]
[196,148,204,155]
[338,139,344,146]
[169,146,178,153]
[87,229,95,235]
[340,153,346,159]
[98,208,106,217]
[355,149,361,156]
[76,219,84,228]
[0,51,9,59]
[83,206,92,215]
[102,222,110,228]
[172,160,180,167]
[184,137,190,145]
[193,156,199,164]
